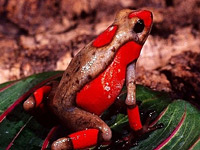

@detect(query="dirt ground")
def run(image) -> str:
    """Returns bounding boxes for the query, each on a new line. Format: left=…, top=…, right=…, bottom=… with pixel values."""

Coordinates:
left=0, top=0, right=200, bottom=105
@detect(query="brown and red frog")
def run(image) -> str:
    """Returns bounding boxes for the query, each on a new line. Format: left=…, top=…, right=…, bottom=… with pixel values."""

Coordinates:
left=24, top=9, right=158, bottom=150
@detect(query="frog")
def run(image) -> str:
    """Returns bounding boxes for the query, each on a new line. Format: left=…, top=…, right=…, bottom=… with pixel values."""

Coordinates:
left=23, top=9, right=154, bottom=150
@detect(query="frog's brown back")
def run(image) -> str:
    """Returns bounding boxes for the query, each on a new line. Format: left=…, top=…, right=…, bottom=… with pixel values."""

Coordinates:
left=51, top=41, right=118, bottom=109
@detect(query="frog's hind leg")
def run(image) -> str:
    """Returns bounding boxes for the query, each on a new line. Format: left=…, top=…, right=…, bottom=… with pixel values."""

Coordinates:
left=51, top=129, right=100, bottom=150
left=51, top=107, right=112, bottom=150
left=23, top=81, right=58, bottom=111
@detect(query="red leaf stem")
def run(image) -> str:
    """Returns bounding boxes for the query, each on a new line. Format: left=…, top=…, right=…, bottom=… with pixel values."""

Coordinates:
left=154, top=110, right=186, bottom=150
left=42, top=126, right=58, bottom=150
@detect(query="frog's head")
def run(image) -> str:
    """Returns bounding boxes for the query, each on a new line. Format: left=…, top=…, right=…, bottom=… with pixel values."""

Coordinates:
left=114, top=9, right=153, bottom=45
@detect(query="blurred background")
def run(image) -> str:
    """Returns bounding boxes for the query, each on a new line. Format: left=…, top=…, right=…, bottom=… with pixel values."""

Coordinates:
left=0, top=0, right=200, bottom=104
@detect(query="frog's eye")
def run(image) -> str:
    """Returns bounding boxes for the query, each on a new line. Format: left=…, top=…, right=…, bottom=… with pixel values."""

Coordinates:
left=133, top=19, right=144, bottom=33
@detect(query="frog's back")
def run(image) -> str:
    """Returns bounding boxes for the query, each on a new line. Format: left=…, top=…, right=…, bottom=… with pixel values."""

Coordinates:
left=51, top=40, right=118, bottom=110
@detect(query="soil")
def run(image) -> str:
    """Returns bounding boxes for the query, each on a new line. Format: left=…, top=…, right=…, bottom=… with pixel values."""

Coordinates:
left=0, top=0, right=200, bottom=104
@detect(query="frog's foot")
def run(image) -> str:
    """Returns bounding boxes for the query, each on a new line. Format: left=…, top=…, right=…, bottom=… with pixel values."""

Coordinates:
left=138, top=110, right=164, bottom=135
left=50, top=105, right=112, bottom=150
left=23, top=85, right=52, bottom=111
left=51, top=129, right=99, bottom=150
left=128, top=107, right=163, bottom=135
left=118, top=111, right=164, bottom=149
left=23, top=81, right=59, bottom=126
left=23, top=81, right=58, bottom=112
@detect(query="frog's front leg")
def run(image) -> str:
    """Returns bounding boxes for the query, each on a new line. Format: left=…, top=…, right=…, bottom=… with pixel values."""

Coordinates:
left=125, top=61, right=163, bottom=138
left=125, top=60, right=143, bottom=131
left=51, top=105, right=112, bottom=150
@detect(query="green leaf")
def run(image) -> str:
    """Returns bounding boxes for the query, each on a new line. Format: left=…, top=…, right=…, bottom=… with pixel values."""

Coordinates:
left=0, top=71, right=199, bottom=150
left=110, top=113, right=128, bottom=132
left=130, top=100, right=200, bottom=150
left=0, top=81, right=15, bottom=90
left=0, top=71, right=62, bottom=149
left=136, top=85, right=172, bottom=113
left=110, top=85, right=172, bottom=132
left=0, top=71, right=62, bottom=115
left=189, top=138, right=200, bottom=150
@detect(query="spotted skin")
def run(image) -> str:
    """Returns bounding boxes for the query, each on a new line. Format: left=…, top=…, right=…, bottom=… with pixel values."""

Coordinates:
left=24, top=9, right=153, bottom=150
